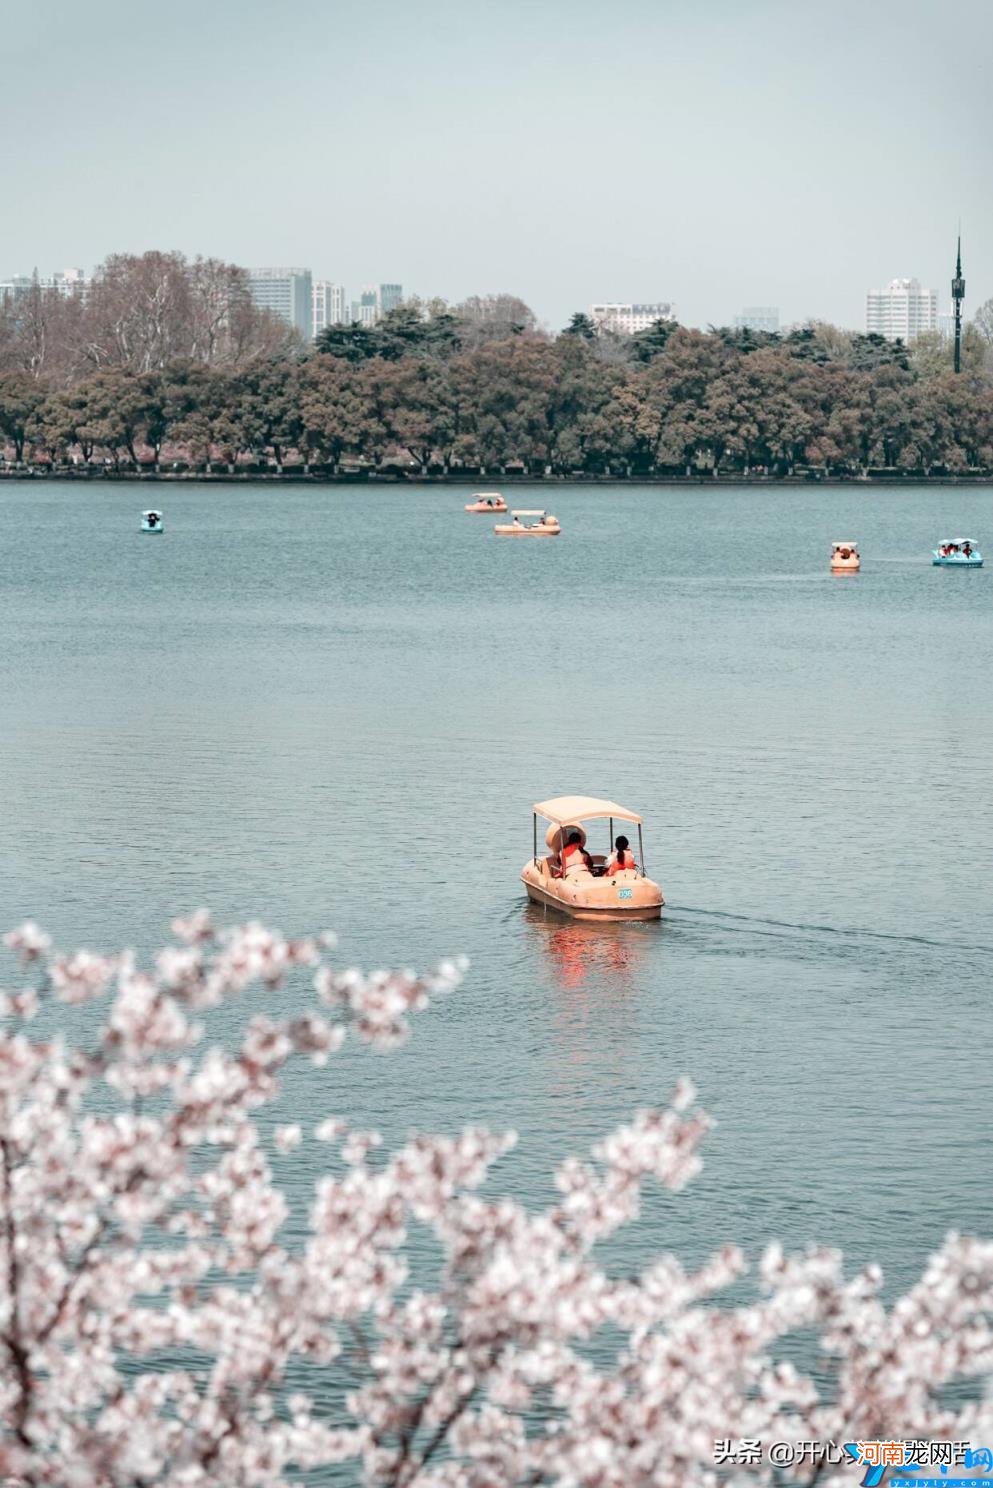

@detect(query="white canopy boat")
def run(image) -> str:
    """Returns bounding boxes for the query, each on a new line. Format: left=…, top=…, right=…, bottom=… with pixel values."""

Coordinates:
left=521, top=795, right=665, bottom=921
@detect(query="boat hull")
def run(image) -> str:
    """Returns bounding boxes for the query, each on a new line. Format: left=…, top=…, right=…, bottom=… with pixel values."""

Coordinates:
left=465, top=502, right=507, bottom=513
left=141, top=526, right=163, bottom=533
left=932, top=552, right=982, bottom=566
left=521, top=863, right=663, bottom=921
left=495, top=525, right=560, bottom=537
left=831, top=558, right=859, bottom=571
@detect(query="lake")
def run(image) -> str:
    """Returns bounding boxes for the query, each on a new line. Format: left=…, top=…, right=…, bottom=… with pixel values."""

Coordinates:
left=2, top=479, right=991, bottom=1296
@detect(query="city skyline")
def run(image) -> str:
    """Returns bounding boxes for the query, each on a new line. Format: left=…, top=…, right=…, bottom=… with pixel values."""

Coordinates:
left=3, top=252, right=984, bottom=340
left=2, top=0, right=990, bottom=332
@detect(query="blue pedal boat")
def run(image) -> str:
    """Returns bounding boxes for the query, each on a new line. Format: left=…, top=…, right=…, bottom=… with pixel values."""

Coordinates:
left=141, top=510, right=164, bottom=533
left=932, top=539, right=982, bottom=567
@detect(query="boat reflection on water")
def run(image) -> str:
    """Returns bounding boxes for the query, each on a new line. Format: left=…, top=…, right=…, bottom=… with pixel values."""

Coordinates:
left=522, top=899, right=655, bottom=993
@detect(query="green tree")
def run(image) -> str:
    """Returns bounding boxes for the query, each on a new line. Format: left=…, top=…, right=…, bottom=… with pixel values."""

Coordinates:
left=0, top=373, right=46, bottom=461
left=630, top=318, right=679, bottom=364
left=562, top=312, right=597, bottom=340
left=314, top=321, right=379, bottom=363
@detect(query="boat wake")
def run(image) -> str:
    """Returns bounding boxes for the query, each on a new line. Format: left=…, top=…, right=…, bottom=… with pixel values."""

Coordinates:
left=664, top=904, right=993, bottom=960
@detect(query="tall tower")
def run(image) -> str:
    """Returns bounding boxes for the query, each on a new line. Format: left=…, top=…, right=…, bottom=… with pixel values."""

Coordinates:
left=952, top=234, right=965, bottom=373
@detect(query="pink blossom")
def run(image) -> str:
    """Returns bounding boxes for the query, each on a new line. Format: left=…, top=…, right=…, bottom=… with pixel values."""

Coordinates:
left=3, top=920, right=51, bottom=962
left=274, top=1123, right=303, bottom=1153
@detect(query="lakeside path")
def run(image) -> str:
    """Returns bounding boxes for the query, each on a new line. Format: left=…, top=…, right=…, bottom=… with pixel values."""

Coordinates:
left=3, top=467, right=993, bottom=486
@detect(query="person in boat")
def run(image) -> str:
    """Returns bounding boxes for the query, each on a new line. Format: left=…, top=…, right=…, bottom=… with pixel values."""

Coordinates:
left=963, top=542, right=973, bottom=557
left=511, top=514, right=523, bottom=527
left=558, top=830, right=593, bottom=878
left=605, top=835, right=637, bottom=874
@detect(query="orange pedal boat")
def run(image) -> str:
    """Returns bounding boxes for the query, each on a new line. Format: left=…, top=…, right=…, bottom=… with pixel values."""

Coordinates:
left=465, top=493, right=508, bottom=512
left=521, top=795, right=664, bottom=921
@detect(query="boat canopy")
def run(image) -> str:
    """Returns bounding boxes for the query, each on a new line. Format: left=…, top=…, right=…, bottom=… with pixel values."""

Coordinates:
left=143, top=510, right=161, bottom=517
left=534, top=795, right=643, bottom=826
left=832, top=541, right=857, bottom=549
left=473, top=492, right=502, bottom=498
left=511, top=509, right=546, bottom=516
left=938, top=539, right=975, bottom=545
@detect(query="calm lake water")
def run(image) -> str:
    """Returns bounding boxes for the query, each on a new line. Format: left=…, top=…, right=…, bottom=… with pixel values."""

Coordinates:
left=2, top=479, right=992, bottom=1297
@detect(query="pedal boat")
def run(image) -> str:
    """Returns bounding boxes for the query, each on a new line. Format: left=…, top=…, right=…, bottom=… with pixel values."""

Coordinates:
left=141, top=510, right=163, bottom=533
left=830, top=542, right=859, bottom=572
left=521, top=796, right=664, bottom=921
left=495, top=509, right=561, bottom=536
left=465, top=493, right=508, bottom=513
left=933, top=539, right=982, bottom=567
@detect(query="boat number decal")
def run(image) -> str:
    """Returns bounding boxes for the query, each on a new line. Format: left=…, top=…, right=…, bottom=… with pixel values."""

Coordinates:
left=618, top=888, right=633, bottom=900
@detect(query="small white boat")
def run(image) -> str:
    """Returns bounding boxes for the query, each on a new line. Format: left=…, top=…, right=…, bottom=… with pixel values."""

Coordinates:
left=830, top=542, right=860, bottom=572
left=933, top=539, right=982, bottom=567
left=141, top=510, right=163, bottom=533
left=495, top=509, right=561, bottom=537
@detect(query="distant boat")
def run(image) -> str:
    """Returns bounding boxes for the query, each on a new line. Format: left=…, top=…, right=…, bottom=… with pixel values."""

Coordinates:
left=141, top=510, right=163, bottom=533
left=494, top=509, right=561, bottom=537
left=830, top=542, right=860, bottom=572
left=932, top=539, right=982, bottom=567
left=465, top=493, right=508, bottom=513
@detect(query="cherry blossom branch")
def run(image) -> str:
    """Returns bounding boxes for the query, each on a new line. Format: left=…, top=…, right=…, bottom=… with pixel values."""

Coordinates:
left=2, top=916, right=993, bottom=1488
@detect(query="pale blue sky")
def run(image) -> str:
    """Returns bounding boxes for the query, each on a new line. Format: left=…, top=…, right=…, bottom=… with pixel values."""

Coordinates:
left=3, top=0, right=989, bottom=329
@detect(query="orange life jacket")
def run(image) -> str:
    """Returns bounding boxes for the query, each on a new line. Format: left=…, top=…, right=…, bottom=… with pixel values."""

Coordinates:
left=608, top=850, right=636, bottom=873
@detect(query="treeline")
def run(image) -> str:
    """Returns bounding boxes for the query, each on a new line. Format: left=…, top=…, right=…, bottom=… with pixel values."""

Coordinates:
left=2, top=252, right=993, bottom=477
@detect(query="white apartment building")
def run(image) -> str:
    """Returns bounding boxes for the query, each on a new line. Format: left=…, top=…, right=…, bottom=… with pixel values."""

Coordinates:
left=936, top=306, right=957, bottom=341
left=589, top=301, right=675, bottom=335
left=49, top=267, right=86, bottom=295
left=865, top=278, right=937, bottom=342
left=312, top=281, right=348, bottom=337
left=247, top=267, right=313, bottom=340
left=0, top=268, right=86, bottom=305
left=734, top=306, right=779, bottom=333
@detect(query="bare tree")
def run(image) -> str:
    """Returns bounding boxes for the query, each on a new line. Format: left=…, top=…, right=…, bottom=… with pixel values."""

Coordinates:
left=78, top=252, right=298, bottom=376
left=454, top=293, right=539, bottom=348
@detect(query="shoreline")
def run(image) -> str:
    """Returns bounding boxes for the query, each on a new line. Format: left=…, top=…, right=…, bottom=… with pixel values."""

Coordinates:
left=2, top=469, right=992, bottom=487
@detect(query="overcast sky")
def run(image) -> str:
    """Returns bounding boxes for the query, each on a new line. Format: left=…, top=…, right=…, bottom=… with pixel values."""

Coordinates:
left=3, top=0, right=990, bottom=330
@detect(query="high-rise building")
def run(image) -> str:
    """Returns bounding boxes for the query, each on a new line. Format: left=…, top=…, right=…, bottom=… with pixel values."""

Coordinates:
left=247, top=267, right=313, bottom=339
left=865, top=278, right=937, bottom=342
left=312, top=281, right=348, bottom=337
left=353, top=288, right=379, bottom=326
left=378, top=283, right=403, bottom=315
left=733, top=306, right=779, bottom=334
left=588, top=302, right=675, bottom=335
left=348, top=283, right=405, bottom=325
